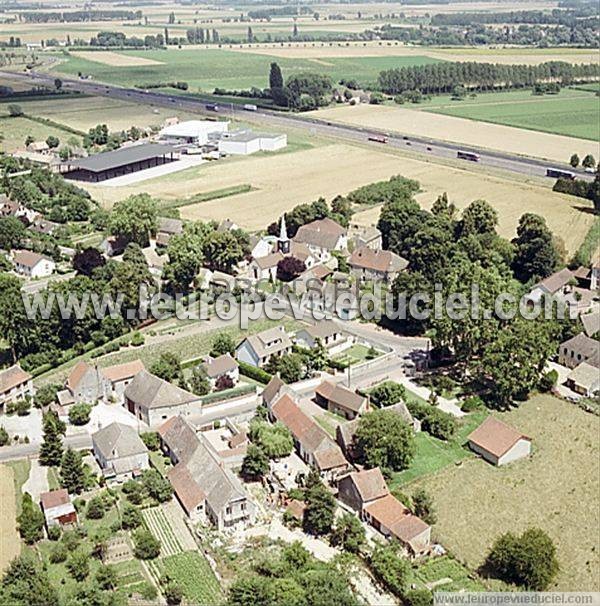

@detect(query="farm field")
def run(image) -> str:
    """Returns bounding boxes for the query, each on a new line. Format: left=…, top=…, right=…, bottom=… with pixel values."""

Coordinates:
left=83, top=142, right=595, bottom=255
left=0, top=115, right=81, bottom=153
left=424, top=88, right=600, bottom=141
left=230, top=42, right=599, bottom=65
left=311, top=102, right=599, bottom=161
left=51, top=48, right=440, bottom=91
left=412, top=394, right=600, bottom=591
left=0, top=465, right=19, bottom=573
left=0, top=95, right=199, bottom=133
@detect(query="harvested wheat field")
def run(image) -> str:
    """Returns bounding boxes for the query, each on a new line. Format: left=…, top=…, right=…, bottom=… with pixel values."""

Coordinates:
left=0, top=464, right=19, bottom=573
left=412, top=395, right=600, bottom=591
left=311, top=104, right=598, bottom=163
left=231, top=42, right=598, bottom=64
left=70, top=51, right=164, bottom=67
left=85, top=143, right=593, bottom=253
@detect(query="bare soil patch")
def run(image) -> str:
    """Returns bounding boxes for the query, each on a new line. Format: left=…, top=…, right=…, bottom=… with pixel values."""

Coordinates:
left=0, top=464, right=20, bottom=573
left=71, top=51, right=164, bottom=67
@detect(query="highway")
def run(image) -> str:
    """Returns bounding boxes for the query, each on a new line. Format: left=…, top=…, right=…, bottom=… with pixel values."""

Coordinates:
left=3, top=69, right=594, bottom=182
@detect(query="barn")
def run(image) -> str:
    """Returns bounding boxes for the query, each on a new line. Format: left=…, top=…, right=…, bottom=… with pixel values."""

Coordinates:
left=467, top=416, right=531, bottom=466
left=61, top=144, right=178, bottom=182
left=158, top=120, right=229, bottom=145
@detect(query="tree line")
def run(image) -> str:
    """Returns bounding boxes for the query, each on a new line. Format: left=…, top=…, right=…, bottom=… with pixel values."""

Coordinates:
left=431, top=7, right=598, bottom=26
left=20, top=10, right=143, bottom=23
left=378, top=61, right=600, bottom=95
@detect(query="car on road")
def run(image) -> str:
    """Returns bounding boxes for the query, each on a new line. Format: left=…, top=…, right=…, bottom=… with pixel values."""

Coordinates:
left=426, top=146, right=432, bottom=151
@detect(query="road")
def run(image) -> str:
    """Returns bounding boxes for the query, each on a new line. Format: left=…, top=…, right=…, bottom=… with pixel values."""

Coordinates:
left=0, top=433, right=91, bottom=463
left=3, top=69, right=594, bottom=183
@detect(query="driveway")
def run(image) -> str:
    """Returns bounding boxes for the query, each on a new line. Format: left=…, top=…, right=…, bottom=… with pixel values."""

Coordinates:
left=0, top=409, right=43, bottom=444
left=22, top=458, right=48, bottom=501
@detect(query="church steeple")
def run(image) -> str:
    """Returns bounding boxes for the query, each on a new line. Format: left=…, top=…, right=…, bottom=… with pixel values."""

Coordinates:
left=277, top=214, right=290, bottom=254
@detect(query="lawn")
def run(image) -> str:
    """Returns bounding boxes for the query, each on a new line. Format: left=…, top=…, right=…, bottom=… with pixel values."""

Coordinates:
left=52, top=48, right=440, bottom=91
left=389, top=410, right=487, bottom=488
left=6, top=459, right=31, bottom=515
left=151, top=551, right=222, bottom=605
left=413, top=555, right=486, bottom=592
left=412, top=394, right=600, bottom=591
left=423, top=87, right=599, bottom=141
left=333, top=343, right=377, bottom=366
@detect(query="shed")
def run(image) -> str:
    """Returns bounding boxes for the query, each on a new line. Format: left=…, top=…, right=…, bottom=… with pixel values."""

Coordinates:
left=467, top=416, right=531, bottom=466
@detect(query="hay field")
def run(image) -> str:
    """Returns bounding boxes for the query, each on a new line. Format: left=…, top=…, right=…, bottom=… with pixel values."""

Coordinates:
left=84, top=142, right=594, bottom=253
left=0, top=465, right=19, bottom=573
left=0, top=116, right=77, bottom=153
left=70, top=51, right=164, bottom=67
left=311, top=104, right=598, bottom=162
left=411, top=395, right=600, bottom=591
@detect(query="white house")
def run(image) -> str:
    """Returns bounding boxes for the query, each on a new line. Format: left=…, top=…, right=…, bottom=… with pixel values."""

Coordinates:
left=92, top=422, right=150, bottom=482
left=293, top=218, right=347, bottom=263
left=159, top=416, right=256, bottom=530
left=348, top=247, right=408, bottom=283
left=467, top=416, right=531, bottom=466
left=124, top=370, right=203, bottom=428
left=235, top=326, right=292, bottom=368
left=0, top=364, right=33, bottom=412
left=295, top=321, right=350, bottom=354
left=201, top=354, right=239, bottom=388
left=158, top=120, right=229, bottom=146
left=12, top=250, right=55, bottom=278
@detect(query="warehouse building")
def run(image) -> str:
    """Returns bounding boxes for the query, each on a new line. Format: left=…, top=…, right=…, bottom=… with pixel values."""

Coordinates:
left=219, top=131, right=287, bottom=156
left=158, top=120, right=229, bottom=146
left=61, top=144, right=178, bottom=182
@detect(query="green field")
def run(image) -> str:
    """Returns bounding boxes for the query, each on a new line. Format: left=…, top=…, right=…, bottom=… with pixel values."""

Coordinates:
left=423, top=87, right=600, bottom=141
left=52, top=48, right=440, bottom=91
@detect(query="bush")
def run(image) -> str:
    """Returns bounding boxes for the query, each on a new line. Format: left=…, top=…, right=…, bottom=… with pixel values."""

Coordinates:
left=0, top=426, right=9, bottom=446
left=130, top=331, right=145, bottom=346
left=133, top=529, right=161, bottom=559
left=404, top=589, right=433, bottom=606
left=85, top=495, right=106, bottom=520
left=68, top=403, right=92, bottom=426
left=406, top=401, right=457, bottom=440
left=539, top=369, right=558, bottom=392
left=238, top=360, right=272, bottom=384
left=47, top=525, right=62, bottom=541
left=461, top=395, right=484, bottom=412
left=49, top=542, right=68, bottom=563
left=140, top=431, right=160, bottom=451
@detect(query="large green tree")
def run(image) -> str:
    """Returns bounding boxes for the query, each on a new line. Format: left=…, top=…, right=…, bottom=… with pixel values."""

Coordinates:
left=330, top=513, right=365, bottom=553
left=355, top=408, right=416, bottom=471
left=303, top=479, right=336, bottom=536
left=39, top=411, right=65, bottom=467
left=17, top=492, right=45, bottom=544
left=0, top=215, right=26, bottom=250
left=370, top=541, right=412, bottom=597
left=511, top=213, right=560, bottom=283
left=486, top=528, right=559, bottom=590
left=1, top=552, right=59, bottom=606
left=60, top=447, right=85, bottom=494
left=108, top=193, right=158, bottom=247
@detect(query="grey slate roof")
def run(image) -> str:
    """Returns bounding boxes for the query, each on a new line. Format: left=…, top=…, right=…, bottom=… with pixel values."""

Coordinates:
left=124, top=370, right=199, bottom=410
left=92, top=422, right=147, bottom=460
left=66, top=144, right=175, bottom=173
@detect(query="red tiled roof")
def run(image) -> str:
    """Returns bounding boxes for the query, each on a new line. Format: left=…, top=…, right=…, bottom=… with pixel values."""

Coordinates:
left=102, top=360, right=145, bottom=383
left=0, top=364, right=32, bottom=394
left=168, top=465, right=206, bottom=513
left=40, top=489, right=70, bottom=509
left=467, top=416, right=531, bottom=458
left=350, top=468, right=389, bottom=503
left=364, top=494, right=410, bottom=529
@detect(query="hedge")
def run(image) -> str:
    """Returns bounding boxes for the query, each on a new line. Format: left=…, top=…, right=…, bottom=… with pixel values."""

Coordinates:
left=238, top=360, right=272, bottom=384
left=200, top=384, right=255, bottom=405
left=406, top=400, right=457, bottom=441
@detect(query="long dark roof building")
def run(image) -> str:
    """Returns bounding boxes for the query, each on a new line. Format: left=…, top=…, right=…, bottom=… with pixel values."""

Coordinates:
left=61, top=144, right=177, bottom=182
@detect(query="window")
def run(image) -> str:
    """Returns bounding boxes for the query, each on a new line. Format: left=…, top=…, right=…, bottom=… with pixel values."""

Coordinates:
left=226, top=506, right=232, bottom=515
